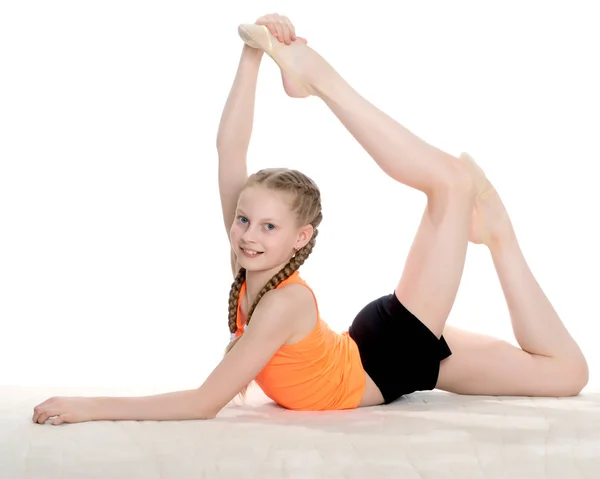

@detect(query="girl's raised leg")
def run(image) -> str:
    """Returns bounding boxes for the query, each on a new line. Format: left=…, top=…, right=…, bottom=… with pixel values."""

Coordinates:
left=238, top=24, right=481, bottom=337
left=437, top=172, right=589, bottom=397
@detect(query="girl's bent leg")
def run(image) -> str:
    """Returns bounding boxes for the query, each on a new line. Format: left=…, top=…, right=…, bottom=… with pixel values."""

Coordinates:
left=437, top=180, right=588, bottom=397
left=436, top=325, right=586, bottom=397
left=392, top=186, right=475, bottom=338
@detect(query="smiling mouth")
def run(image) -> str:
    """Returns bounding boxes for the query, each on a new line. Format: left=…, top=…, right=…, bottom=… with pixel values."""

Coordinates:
left=240, top=247, right=264, bottom=257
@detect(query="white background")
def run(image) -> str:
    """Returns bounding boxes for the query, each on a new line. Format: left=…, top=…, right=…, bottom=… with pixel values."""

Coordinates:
left=1, top=1, right=598, bottom=394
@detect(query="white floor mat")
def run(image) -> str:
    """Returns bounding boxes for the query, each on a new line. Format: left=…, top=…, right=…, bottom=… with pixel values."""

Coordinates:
left=2, top=385, right=599, bottom=478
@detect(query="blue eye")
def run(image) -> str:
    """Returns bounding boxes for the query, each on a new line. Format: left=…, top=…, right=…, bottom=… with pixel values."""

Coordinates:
left=266, top=223, right=275, bottom=231
left=238, top=216, right=248, bottom=224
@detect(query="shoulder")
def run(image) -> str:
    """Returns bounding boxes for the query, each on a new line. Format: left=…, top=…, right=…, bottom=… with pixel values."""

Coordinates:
left=248, top=282, right=315, bottom=334
left=279, top=280, right=315, bottom=305
left=257, top=282, right=314, bottom=319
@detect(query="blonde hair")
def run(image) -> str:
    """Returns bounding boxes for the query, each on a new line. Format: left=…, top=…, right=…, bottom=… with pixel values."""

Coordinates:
left=224, top=168, right=323, bottom=397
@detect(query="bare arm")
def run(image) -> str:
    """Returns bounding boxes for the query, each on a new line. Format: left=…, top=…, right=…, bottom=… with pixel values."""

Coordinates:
left=216, top=45, right=263, bottom=276
left=90, top=288, right=298, bottom=421
left=31, top=286, right=312, bottom=424
left=91, top=48, right=267, bottom=422
left=92, top=389, right=208, bottom=421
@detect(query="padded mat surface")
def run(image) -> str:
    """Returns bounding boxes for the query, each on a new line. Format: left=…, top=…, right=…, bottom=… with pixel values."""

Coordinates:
left=1, top=385, right=599, bottom=478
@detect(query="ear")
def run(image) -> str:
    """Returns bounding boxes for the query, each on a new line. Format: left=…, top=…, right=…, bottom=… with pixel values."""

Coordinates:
left=295, top=224, right=314, bottom=250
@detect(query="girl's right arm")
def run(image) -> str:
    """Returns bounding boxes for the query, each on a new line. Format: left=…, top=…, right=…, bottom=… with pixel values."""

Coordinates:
left=216, top=44, right=263, bottom=276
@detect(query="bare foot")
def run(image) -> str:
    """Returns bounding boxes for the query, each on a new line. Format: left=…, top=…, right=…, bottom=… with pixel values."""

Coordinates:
left=459, top=153, right=513, bottom=246
left=238, top=24, right=317, bottom=98
left=279, top=38, right=309, bottom=98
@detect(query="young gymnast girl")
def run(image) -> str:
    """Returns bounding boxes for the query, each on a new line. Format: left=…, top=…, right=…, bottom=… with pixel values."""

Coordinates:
left=33, top=14, right=588, bottom=425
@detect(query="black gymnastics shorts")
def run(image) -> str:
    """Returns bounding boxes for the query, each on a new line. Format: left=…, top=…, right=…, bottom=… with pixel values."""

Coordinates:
left=348, top=291, right=452, bottom=404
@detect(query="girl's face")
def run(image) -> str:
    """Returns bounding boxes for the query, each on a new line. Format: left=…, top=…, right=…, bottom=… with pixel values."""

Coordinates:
left=230, top=186, right=310, bottom=273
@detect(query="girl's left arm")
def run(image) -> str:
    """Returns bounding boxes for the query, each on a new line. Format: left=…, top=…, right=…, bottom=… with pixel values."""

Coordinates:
left=33, top=289, right=298, bottom=424
left=96, top=290, right=296, bottom=420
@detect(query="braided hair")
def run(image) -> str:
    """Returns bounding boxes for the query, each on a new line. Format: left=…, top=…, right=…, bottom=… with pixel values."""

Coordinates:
left=224, top=168, right=323, bottom=397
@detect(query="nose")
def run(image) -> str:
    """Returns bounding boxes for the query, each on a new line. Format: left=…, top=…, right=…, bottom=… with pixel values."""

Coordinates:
left=240, top=224, right=258, bottom=245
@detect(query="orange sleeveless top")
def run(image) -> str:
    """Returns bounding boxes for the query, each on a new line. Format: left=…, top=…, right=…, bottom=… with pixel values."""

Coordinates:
left=234, top=271, right=366, bottom=411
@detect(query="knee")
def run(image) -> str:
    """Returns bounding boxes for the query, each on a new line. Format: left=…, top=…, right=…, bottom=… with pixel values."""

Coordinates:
left=571, top=356, right=590, bottom=394
left=559, top=355, right=589, bottom=396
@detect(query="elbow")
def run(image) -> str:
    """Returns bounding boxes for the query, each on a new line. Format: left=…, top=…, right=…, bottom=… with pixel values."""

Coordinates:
left=197, top=408, right=218, bottom=421
left=195, top=413, right=214, bottom=421
left=216, top=130, right=250, bottom=155
left=215, top=137, right=229, bottom=152
left=216, top=142, right=248, bottom=157
left=215, top=134, right=233, bottom=152
left=194, top=400, right=221, bottom=421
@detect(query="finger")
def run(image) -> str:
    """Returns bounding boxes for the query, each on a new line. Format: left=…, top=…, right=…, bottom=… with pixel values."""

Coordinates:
left=264, top=21, right=278, bottom=39
left=40, top=411, right=55, bottom=424
left=33, top=399, right=51, bottom=423
left=256, top=14, right=272, bottom=26
left=37, top=406, right=59, bottom=424
left=52, top=415, right=66, bottom=426
left=282, top=16, right=296, bottom=41
left=265, top=14, right=283, bottom=42
left=296, top=36, right=308, bottom=45
left=277, top=17, right=292, bottom=44
left=256, top=15, right=273, bottom=34
left=274, top=22, right=284, bottom=43
left=283, top=23, right=293, bottom=44
left=33, top=406, right=43, bottom=423
left=262, top=14, right=277, bottom=34
left=36, top=411, right=49, bottom=424
left=280, top=26, right=291, bottom=45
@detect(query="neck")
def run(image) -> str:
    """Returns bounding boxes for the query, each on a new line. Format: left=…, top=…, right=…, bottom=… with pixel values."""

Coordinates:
left=244, top=261, right=293, bottom=308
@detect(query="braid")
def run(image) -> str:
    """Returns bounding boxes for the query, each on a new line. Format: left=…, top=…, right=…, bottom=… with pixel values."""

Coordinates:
left=227, top=267, right=247, bottom=334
